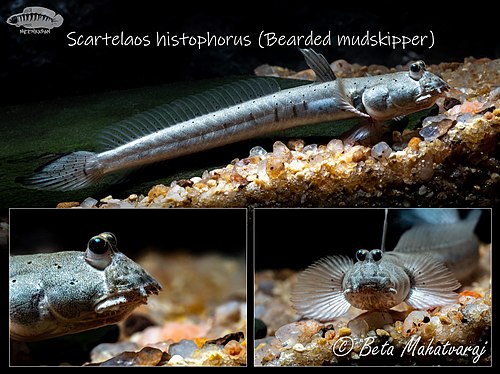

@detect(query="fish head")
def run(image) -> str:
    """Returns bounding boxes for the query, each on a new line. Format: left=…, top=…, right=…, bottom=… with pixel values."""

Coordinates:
left=362, top=61, right=449, bottom=121
left=6, top=15, right=18, bottom=25
left=393, top=61, right=449, bottom=111
left=342, top=249, right=408, bottom=310
left=85, top=232, right=162, bottom=315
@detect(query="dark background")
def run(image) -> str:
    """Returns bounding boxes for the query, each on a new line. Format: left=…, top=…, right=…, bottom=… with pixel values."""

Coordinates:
left=9, top=208, right=247, bottom=256
left=1, top=0, right=498, bottom=107
left=254, top=208, right=492, bottom=270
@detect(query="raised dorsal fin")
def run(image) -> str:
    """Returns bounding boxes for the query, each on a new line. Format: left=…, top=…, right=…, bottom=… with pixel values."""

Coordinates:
left=299, top=48, right=337, bottom=82
left=99, top=78, right=281, bottom=149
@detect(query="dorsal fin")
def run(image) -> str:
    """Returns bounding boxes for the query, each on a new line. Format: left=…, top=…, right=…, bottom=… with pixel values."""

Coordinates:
left=99, top=78, right=281, bottom=149
left=299, top=48, right=337, bottom=82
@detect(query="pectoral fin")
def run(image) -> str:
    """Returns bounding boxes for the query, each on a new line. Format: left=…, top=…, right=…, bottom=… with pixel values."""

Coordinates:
left=291, top=255, right=353, bottom=321
left=399, top=254, right=461, bottom=309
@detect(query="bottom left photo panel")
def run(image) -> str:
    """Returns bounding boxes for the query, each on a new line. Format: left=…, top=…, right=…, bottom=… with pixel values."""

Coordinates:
left=9, top=208, right=247, bottom=367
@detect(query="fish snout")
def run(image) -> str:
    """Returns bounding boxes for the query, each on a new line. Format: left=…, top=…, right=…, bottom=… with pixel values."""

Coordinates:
left=435, top=77, right=450, bottom=94
left=423, top=71, right=450, bottom=96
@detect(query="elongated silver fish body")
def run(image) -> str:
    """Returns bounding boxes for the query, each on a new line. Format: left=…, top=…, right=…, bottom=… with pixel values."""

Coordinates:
left=291, top=209, right=482, bottom=321
left=19, top=49, right=448, bottom=191
left=98, top=82, right=358, bottom=173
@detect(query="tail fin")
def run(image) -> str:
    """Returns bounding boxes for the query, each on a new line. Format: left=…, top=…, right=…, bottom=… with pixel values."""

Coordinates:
left=52, top=14, right=63, bottom=28
left=16, top=151, right=103, bottom=191
left=398, top=209, right=460, bottom=226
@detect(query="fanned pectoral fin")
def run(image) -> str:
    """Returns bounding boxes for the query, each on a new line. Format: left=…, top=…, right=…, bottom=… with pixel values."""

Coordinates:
left=400, top=254, right=461, bottom=309
left=290, top=255, right=353, bottom=321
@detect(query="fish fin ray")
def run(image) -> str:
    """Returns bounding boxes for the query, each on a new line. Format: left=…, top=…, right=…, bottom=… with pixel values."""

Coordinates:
left=99, top=78, right=280, bottom=149
left=299, top=48, right=337, bottom=82
left=392, top=253, right=461, bottom=309
left=52, top=14, right=63, bottom=27
left=291, top=255, right=353, bottom=321
left=16, top=151, right=103, bottom=191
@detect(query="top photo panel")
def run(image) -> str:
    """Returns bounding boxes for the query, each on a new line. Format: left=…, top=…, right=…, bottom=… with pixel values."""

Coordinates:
left=1, top=2, right=498, bottom=208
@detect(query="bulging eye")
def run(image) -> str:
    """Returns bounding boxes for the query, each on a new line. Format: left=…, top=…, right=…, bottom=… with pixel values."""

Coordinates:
left=409, top=61, right=425, bottom=80
left=85, top=233, right=114, bottom=270
left=100, top=232, right=117, bottom=249
left=356, top=249, right=368, bottom=261
left=371, top=249, right=383, bottom=262
left=88, top=237, right=109, bottom=254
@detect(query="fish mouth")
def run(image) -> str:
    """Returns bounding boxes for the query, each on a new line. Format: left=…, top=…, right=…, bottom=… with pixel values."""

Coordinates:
left=347, top=281, right=395, bottom=294
left=416, top=85, right=449, bottom=103
left=356, top=284, right=383, bottom=292
left=94, top=282, right=162, bottom=314
left=436, top=81, right=450, bottom=94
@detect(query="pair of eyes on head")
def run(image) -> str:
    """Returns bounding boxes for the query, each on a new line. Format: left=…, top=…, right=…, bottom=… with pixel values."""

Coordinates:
left=356, top=249, right=383, bottom=262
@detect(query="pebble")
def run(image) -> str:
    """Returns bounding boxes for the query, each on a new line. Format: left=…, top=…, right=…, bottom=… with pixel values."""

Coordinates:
left=80, top=197, right=98, bottom=208
left=326, top=139, right=344, bottom=155
left=272, top=141, right=292, bottom=162
left=302, top=144, right=318, bottom=153
left=214, top=301, right=243, bottom=325
left=275, top=320, right=322, bottom=347
left=224, top=340, right=243, bottom=356
left=406, top=137, right=422, bottom=151
left=403, top=310, right=430, bottom=336
left=168, top=354, right=189, bottom=366
left=376, top=329, right=390, bottom=337
left=338, top=327, right=351, bottom=337
left=347, top=319, right=369, bottom=338
left=419, top=115, right=455, bottom=141
left=168, top=339, right=199, bottom=358
left=266, top=157, right=286, bottom=178
left=90, top=342, right=139, bottom=363
left=56, top=201, right=80, bottom=208
left=287, top=139, right=305, bottom=151
left=371, top=141, right=392, bottom=160
left=249, top=146, right=267, bottom=157
left=292, top=343, right=306, bottom=352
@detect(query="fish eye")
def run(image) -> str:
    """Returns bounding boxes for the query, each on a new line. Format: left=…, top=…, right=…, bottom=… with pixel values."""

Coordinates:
left=409, top=61, right=425, bottom=80
left=85, top=234, right=113, bottom=270
left=356, top=249, right=368, bottom=261
left=88, top=237, right=109, bottom=254
left=100, top=232, right=117, bottom=249
left=371, top=249, right=383, bottom=262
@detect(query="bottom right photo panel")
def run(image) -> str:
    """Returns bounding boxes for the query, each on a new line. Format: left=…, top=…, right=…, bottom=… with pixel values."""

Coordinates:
left=254, top=208, right=491, bottom=366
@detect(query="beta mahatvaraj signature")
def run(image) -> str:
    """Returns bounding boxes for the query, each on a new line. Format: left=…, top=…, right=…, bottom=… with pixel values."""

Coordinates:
left=333, top=335, right=488, bottom=364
